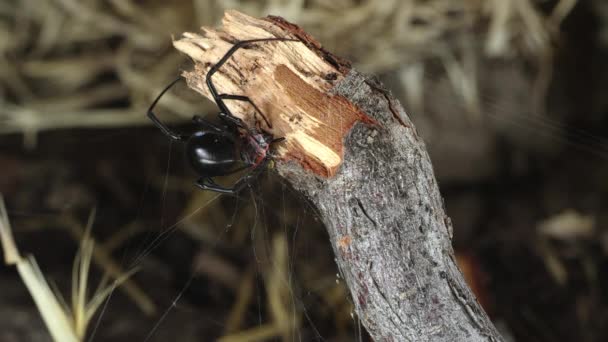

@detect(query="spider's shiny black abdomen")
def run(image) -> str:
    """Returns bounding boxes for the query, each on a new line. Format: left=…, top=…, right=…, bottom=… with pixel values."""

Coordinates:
left=147, top=38, right=295, bottom=194
left=186, top=131, right=238, bottom=176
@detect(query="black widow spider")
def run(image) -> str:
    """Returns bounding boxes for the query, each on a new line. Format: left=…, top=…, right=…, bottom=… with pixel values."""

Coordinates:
left=147, top=37, right=297, bottom=194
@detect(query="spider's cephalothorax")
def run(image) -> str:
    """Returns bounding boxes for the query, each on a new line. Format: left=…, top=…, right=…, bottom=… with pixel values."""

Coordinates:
left=146, top=38, right=295, bottom=194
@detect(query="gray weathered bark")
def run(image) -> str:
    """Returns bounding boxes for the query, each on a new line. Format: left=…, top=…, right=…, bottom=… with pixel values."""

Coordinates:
left=279, top=71, right=503, bottom=341
left=175, top=10, right=503, bottom=341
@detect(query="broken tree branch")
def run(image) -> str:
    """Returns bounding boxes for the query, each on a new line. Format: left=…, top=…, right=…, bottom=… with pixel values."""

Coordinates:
left=174, top=10, right=503, bottom=342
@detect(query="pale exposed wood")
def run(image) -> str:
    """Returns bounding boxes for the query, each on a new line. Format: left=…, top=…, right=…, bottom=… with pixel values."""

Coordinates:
left=174, top=10, right=503, bottom=342
left=174, top=10, right=371, bottom=177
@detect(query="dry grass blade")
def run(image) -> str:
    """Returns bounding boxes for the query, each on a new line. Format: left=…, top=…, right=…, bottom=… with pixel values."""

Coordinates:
left=218, top=233, right=298, bottom=342
left=71, top=208, right=97, bottom=336
left=223, top=268, right=255, bottom=333
left=0, top=195, right=135, bottom=341
left=0, top=194, right=78, bottom=342
left=17, top=257, right=80, bottom=342
left=0, top=0, right=576, bottom=144
left=0, top=195, right=19, bottom=264
left=266, top=233, right=297, bottom=339
left=62, top=213, right=156, bottom=316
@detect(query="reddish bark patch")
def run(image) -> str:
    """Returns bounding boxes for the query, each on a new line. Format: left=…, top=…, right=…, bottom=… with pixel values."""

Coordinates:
left=274, top=65, right=375, bottom=177
left=265, top=15, right=352, bottom=74
left=338, top=235, right=352, bottom=250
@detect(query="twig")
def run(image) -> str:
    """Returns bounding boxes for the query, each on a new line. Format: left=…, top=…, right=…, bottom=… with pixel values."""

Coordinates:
left=174, top=11, right=503, bottom=341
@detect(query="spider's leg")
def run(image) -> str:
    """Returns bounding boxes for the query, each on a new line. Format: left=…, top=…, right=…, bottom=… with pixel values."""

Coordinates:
left=218, top=112, right=246, bottom=129
left=196, top=177, right=236, bottom=194
left=270, top=137, right=286, bottom=144
left=206, top=38, right=298, bottom=123
left=147, top=77, right=187, bottom=141
left=195, top=158, right=270, bottom=195
left=218, top=94, right=272, bottom=128
left=192, top=115, right=225, bottom=132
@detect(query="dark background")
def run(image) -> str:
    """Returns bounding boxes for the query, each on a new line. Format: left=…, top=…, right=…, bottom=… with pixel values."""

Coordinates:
left=1, top=1, right=607, bottom=341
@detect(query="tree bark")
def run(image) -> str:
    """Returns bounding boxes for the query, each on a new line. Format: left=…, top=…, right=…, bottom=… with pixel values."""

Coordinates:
left=174, top=10, right=503, bottom=342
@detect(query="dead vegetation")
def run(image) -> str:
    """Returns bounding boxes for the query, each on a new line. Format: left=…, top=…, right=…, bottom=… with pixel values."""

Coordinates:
left=2, top=1, right=608, bottom=341
left=1, top=0, right=574, bottom=143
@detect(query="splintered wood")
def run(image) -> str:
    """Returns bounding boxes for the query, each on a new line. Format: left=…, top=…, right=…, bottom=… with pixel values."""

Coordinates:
left=174, top=11, right=503, bottom=342
left=173, top=10, right=373, bottom=177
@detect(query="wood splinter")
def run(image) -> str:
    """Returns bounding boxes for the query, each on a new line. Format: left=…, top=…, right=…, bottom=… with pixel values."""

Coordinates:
left=175, top=10, right=504, bottom=342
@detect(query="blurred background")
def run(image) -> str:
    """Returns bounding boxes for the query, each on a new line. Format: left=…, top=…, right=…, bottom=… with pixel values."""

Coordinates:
left=1, top=0, right=607, bottom=341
